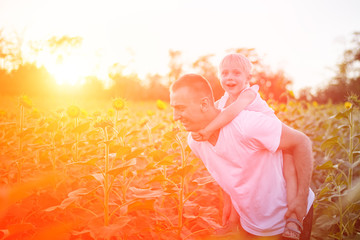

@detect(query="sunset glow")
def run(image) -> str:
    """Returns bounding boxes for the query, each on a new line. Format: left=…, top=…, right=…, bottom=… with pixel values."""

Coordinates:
left=1, top=0, right=359, bottom=92
left=41, top=54, right=89, bottom=85
left=0, top=0, right=359, bottom=239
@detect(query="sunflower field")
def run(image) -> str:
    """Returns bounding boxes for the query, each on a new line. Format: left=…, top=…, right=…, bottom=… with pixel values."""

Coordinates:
left=0, top=95, right=359, bottom=240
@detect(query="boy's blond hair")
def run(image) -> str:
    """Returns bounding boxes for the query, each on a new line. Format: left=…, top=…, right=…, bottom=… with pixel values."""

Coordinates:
left=218, top=53, right=253, bottom=76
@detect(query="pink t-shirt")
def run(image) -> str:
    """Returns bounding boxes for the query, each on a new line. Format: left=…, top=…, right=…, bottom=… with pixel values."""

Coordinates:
left=188, top=109, right=315, bottom=236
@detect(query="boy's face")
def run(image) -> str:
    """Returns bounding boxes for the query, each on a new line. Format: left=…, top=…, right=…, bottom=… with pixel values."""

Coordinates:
left=219, top=63, right=250, bottom=97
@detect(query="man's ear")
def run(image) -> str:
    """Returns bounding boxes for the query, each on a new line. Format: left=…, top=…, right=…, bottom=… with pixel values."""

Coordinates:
left=200, top=97, right=210, bottom=112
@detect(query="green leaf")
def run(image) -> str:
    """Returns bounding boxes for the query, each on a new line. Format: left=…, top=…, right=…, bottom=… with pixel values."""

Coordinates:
left=68, top=187, right=92, bottom=198
left=107, top=159, right=137, bottom=178
left=337, top=124, right=349, bottom=130
left=331, top=109, right=351, bottom=120
left=192, top=176, right=215, bottom=186
left=47, top=121, right=58, bottom=132
left=127, top=200, right=155, bottom=213
left=126, top=130, right=141, bottom=137
left=129, top=187, right=164, bottom=198
left=316, top=160, right=335, bottom=170
left=103, top=140, right=114, bottom=146
left=199, top=216, right=222, bottom=229
left=67, top=158, right=100, bottom=166
left=45, top=188, right=92, bottom=211
left=118, top=127, right=127, bottom=138
left=164, top=185, right=179, bottom=195
left=172, top=165, right=194, bottom=178
left=149, top=150, right=168, bottom=162
left=163, top=131, right=178, bottom=141
left=116, top=146, right=131, bottom=158
left=320, top=137, right=339, bottom=152
left=325, top=174, right=334, bottom=183
left=151, top=124, right=165, bottom=134
left=146, top=174, right=167, bottom=184
left=317, top=186, right=331, bottom=199
left=156, top=154, right=178, bottom=166
left=89, top=173, right=104, bottom=185
left=124, top=148, right=144, bottom=161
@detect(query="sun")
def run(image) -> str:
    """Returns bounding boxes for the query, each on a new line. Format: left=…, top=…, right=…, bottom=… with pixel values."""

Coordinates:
left=32, top=36, right=137, bottom=88
left=32, top=38, right=100, bottom=86
left=35, top=51, right=92, bottom=86
left=45, top=54, right=90, bottom=85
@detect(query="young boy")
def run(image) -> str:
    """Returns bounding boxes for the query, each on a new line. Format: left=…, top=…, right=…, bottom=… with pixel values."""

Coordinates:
left=192, top=53, right=303, bottom=239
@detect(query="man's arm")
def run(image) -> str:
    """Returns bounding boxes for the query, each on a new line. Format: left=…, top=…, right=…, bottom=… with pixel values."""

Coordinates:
left=278, top=123, right=313, bottom=220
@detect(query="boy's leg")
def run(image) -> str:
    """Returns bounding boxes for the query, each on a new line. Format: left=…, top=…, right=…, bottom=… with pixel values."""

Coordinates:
left=282, top=153, right=302, bottom=239
left=283, top=152, right=298, bottom=206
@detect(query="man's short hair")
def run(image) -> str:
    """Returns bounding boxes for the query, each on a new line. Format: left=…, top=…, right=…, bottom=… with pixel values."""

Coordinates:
left=170, top=74, right=214, bottom=101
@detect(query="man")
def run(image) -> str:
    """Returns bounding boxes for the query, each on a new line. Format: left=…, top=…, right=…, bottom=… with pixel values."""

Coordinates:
left=170, top=74, right=314, bottom=239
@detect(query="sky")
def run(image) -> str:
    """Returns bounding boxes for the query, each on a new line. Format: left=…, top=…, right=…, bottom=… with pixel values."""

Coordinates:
left=0, top=0, right=359, bottom=93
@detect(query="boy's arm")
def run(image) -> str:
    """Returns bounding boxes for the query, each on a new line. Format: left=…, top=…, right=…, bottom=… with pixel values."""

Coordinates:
left=214, top=99, right=220, bottom=109
left=278, top=123, right=313, bottom=220
left=203, top=89, right=256, bottom=135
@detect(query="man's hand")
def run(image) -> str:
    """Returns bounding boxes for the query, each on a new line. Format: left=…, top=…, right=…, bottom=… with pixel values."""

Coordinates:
left=285, top=195, right=308, bottom=221
left=215, top=202, right=239, bottom=235
left=222, top=199, right=232, bottom=225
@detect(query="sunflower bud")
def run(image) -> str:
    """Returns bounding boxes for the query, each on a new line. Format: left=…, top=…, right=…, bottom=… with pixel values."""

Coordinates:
left=67, top=105, right=80, bottom=118
left=344, top=101, right=352, bottom=109
left=108, top=108, right=115, bottom=117
left=156, top=100, right=167, bottom=110
left=112, top=98, right=125, bottom=111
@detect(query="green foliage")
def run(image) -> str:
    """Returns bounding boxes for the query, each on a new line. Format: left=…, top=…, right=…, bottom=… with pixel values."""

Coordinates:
left=311, top=98, right=360, bottom=240
left=1, top=95, right=359, bottom=239
left=0, top=97, right=222, bottom=239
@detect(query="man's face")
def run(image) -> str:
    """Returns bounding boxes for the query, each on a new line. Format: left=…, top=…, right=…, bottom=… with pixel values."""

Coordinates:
left=219, top=63, right=250, bottom=97
left=170, top=87, right=205, bottom=132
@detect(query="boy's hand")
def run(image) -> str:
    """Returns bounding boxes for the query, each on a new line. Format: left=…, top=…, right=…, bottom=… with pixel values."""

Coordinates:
left=198, top=129, right=212, bottom=141
left=191, top=132, right=203, bottom=141
left=191, top=129, right=214, bottom=141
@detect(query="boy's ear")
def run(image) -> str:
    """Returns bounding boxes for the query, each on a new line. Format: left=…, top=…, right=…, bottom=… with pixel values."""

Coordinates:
left=200, top=97, right=210, bottom=112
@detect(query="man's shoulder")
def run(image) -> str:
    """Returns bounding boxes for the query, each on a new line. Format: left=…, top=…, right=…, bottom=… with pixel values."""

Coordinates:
left=231, top=110, right=267, bottom=123
left=228, top=110, right=281, bottom=134
left=223, top=110, right=258, bottom=134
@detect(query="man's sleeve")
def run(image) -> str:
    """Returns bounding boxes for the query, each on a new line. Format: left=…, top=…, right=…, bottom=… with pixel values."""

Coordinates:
left=237, top=111, right=282, bottom=153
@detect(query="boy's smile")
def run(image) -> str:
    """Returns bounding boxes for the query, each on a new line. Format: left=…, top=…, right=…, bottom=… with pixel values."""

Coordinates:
left=220, top=67, right=250, bottom=97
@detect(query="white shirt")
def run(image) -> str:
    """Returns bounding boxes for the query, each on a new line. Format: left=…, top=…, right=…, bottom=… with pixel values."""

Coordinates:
left=188, top=110, right=315, bottom=236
